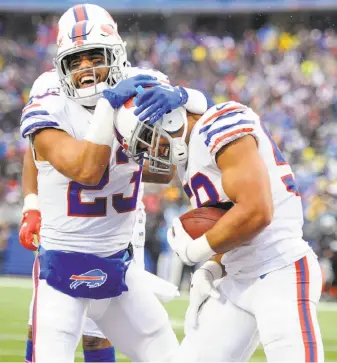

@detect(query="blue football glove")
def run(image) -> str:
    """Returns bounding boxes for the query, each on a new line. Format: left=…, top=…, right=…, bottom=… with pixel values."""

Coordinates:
left=103, top=75, right=160, bottom=109
left=134, top=84, right=188, bottom=124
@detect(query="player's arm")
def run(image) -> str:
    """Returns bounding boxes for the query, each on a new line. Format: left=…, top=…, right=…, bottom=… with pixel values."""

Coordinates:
left=172, top=135, right=273, bottom=265
left=141, top=162, right=176, bottom=184
left=182, top=87, right=214, bottom=114
left=31, top=99, right=114, bottom=186
left=205, top=135, right=273, bottom=253
left=22, top=148, right=38, bottom=197
left=134, top=85, right=214, bottom=124
left=20, top=148, right=41, bottom=251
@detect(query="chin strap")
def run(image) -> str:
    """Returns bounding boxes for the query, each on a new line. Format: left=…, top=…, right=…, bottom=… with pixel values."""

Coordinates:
left=73, top=82, right=109, bottom=107
left=171, top=137, right=188, bottom=166
left=170, top=110, right=188, bottom=166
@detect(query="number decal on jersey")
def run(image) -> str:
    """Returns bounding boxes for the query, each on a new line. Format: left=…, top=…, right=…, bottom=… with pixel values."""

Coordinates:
left=112, top=169, right=142, bottom=213
left=261, top=123, right=300, bottom=196
left=261, top=124, right=287, bottom=166
left=116, top=145, right=129, bottom=164
left=68, top=148, right=141, bottom=216
left=68, top=168, right=109, bottom=217
left=184, top=172, right=219, bottom=207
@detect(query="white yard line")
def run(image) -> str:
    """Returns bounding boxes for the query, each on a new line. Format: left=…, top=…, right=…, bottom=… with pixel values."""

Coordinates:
left=4, top=276, right=337, bottom=312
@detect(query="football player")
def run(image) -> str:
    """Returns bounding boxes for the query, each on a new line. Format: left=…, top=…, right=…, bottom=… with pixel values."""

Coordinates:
left=21, top=147, right=178, bottom=363
left=113, top=96, right=324, bottom=362
left=19, top=4, right=213, bottom=362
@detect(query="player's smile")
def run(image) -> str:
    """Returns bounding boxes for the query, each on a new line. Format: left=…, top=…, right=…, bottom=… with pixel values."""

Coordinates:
left=67, top=49, right=110, bottom=89
left=76, top=72, right=103, bottom=89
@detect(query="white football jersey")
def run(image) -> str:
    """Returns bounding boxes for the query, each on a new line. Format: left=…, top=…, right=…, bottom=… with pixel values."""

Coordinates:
left=20, top=66, right=162, bottom=256
left=177, top=101, right=312, bottom=278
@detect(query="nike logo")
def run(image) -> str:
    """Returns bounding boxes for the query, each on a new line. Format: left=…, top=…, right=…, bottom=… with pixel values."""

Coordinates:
left=216, top=103, right=229, bottom=111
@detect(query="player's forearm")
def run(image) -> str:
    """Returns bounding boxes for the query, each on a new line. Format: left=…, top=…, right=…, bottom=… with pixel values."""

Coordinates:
left=34, top=99, right=115, bottom=185
left=22, top=148, right=38, bottom=197
left=205, top=203, right=272, bottom=254
left=22, top=148, right=40, bottom=212
left=47, top=138, right=110, bottom=185
left=183, top=88, right=214, bottom=114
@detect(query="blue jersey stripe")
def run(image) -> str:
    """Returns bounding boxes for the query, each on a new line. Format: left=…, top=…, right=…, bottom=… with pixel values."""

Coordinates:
left=21, top=110, right=50, bottom=124
left=200, top=111, right=247, bottom=134
left=22, top=121, right=59, bottom=138
left=205, top=119, right=255, bottom=146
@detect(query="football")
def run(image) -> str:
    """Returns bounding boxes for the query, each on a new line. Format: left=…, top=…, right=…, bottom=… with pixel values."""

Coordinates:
left=179, top=206, right=230, bottom=239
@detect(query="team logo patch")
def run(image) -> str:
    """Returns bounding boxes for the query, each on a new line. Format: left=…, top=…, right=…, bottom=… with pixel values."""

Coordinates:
left=69, top=269, right=107, bottom=289
left=216, top=103, right=230, bottom=111
left=100, top=24, right=121, bottom=40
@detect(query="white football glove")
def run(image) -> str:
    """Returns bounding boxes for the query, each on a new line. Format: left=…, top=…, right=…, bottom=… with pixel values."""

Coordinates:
left=167, top=218, right=215, bottom=266
left=184, top=261, right=223, bottom=335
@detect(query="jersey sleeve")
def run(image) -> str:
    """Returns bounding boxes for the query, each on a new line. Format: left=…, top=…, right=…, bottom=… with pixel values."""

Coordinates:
left=199, top=101, right=259, bottom=157
left=20, top=73, right=67, bottom=139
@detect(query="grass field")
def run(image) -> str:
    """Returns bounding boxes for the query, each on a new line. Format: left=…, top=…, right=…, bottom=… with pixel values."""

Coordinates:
left=0, top=276, right=336, bottom=362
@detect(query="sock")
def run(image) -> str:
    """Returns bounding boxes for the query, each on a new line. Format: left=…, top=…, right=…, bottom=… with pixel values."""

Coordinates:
left=25, top=339, right=33, bottom=363
left=84, top=346, right=116, bottom=362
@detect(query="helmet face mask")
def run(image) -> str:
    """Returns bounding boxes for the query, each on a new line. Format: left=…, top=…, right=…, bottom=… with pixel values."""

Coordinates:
left=115, top=109, right=188, bottom=175
left=113, top=97, right=188, bottom=175
left=130, top=122, right=174, bottom=175
left=54, top=19, right=128, bottom=107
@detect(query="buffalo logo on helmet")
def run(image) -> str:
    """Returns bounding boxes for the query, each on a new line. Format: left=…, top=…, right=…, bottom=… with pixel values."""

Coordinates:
left=100, top=24, right=121, bottom=40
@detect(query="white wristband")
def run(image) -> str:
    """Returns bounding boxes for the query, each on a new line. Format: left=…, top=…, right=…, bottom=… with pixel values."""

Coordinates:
left=22, top=193, right=39, bottom=213
left=84, top=98, right=115, bottom=147
left=183, top=88, right=208, bottom=115
left=186, top=234, right=215, bottom=264
left=199, top=260, right=223, bottom=280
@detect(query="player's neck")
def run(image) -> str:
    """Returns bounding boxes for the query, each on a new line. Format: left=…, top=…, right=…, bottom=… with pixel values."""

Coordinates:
left=186, top=113, right=201, bottom=145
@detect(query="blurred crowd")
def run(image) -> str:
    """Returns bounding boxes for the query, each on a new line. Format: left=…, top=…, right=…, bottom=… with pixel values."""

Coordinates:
left=1, top=16, right=337, bottom=296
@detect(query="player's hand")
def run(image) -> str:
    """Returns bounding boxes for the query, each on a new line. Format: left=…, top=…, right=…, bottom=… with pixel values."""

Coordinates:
left=185, top=262, right=222, bottom=335
left=134, top=84, right=188, bottom=124
left=19, top=210, right=41, bottom=251
left=167, top=217, right=197, bottom=266
left=103, top=75, right=160, bottom=109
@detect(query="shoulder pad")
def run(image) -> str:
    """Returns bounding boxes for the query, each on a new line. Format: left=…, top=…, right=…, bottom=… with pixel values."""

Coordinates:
left=30, top=69, right=60, bottom=97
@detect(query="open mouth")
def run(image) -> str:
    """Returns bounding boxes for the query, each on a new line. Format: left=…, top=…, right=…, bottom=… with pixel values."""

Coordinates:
left=79, top=74, right=98, bottom=88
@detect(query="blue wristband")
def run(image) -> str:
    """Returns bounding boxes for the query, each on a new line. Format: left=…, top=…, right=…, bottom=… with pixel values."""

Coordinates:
left=177, top=86, right=189, bottom=106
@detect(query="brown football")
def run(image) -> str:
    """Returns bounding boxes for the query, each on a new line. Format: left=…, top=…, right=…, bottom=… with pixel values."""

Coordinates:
left=179, top=206, right=229, bottom=239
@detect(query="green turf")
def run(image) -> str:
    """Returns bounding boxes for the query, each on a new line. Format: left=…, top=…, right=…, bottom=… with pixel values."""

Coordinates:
left=0, top=278, right=336, bottom=362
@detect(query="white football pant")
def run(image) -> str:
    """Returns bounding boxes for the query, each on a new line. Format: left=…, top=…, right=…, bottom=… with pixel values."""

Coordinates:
left=31, top=259, right=178, bottom=363
left=175, top=251, right=324, bottom=362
